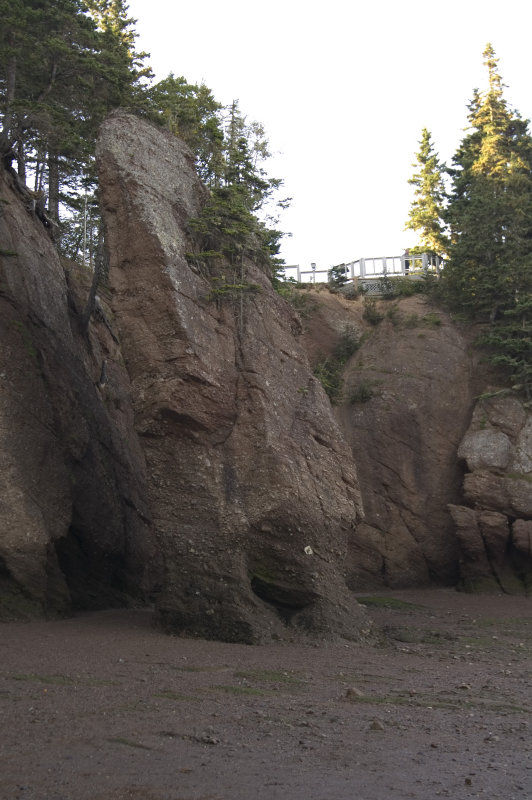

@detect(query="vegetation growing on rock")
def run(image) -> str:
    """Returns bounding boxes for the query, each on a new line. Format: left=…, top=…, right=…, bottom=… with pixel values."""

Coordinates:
left=406, top=45, right=532, bottom=399
left=0, top=0, right=287, bottom=281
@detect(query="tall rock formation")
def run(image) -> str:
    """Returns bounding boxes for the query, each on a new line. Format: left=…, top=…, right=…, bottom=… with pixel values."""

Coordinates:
left=299, top=291, right=476, bottom=588
left=96, top=110, right=367, bottom=643
left=0, top=164, right=156, bottom=619
left=340, top=297, right=473, bottom=587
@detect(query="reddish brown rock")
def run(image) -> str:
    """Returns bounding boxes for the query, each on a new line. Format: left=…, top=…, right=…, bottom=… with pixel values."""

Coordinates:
left=0, top=165, right=157, bottom=618
left=302, top=294, right=473, bottom=587
left=513, top=519, right=532, bottom=558
left=478, top=511, right=510, bottom=572
left=455, top=395, right=532, bottom=592
left=463, top=471, right=509, bottom=513
left=97, top=111, right=368, bottom=643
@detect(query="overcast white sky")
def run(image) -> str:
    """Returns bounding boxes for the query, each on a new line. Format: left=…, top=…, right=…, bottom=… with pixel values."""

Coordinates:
left=127, top=0, right=532, bottom=272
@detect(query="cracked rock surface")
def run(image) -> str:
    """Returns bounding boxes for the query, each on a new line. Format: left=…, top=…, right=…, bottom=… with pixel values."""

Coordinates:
left=299, top=291, right=476, bottom=589
left=97, top=111, right=368, bottom=642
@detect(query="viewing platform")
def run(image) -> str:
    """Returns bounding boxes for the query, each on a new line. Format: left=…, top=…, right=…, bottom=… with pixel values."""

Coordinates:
left=283, top=253, right=443, bottom=294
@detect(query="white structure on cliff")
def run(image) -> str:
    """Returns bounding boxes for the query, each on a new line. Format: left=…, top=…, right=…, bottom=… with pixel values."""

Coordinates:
left=284, top=253, right=443, bottom=289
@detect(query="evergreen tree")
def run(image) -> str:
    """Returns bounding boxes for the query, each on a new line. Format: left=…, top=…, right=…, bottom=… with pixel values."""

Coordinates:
left=405, top=127, right=448, bottom=256
left=0, top=4, right=288, bottom=283
left=223, top=100, right=281, bottom=211
left=441, top=44, right=532, bottom=396
left=146, top=75, right=224, bottom=184
left=0, top=0, right=149, bottom=224
left=443, top=45, right=532, bottom=317
left=85, top=0, right=152, bottom=111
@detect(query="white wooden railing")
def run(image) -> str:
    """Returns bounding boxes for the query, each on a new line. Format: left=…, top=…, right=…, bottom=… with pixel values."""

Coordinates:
left=283, top=253, right=443, bottom=285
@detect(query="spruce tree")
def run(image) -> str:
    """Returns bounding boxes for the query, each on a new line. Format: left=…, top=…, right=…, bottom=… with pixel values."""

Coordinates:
left=405, top=127, right=448, bottom=256
left=0, top=0, right=149, bottom=223
left=146, top=75, right=224, bottom=185
left=442, top=44, right=532, bottom=396
left=443, top=45, right=532, bottom=316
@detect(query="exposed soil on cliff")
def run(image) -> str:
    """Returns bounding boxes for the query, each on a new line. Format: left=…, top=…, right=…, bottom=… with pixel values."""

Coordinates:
left=2, top=589, right=531, bottom=800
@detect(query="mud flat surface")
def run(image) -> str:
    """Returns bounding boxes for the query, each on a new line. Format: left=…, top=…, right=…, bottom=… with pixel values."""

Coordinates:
left=1, top=589, right=531, bottom=800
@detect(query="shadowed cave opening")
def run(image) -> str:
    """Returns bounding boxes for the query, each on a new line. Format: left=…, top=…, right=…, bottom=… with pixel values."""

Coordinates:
left=250, top=574, right=317, bottom=624
left=54, top=525, right=135, bottom=611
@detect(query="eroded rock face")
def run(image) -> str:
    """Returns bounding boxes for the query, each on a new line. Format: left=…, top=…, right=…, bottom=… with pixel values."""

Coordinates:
left=299, top=292, right=475, bottom=588
left=97, top=110, right=367, bottom=643
left=452, top=396, right=532, bottom=593
left=0, top=165, right=156, bottom=618
left=342, top=299, right=477, bottom=587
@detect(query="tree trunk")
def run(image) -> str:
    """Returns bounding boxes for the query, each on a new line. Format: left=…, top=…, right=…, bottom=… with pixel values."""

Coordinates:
left=17, top=138, right=26, bottom=182
left=2, top=54, right=17, bottom=138
left=47, top=150, right=60, bottom=225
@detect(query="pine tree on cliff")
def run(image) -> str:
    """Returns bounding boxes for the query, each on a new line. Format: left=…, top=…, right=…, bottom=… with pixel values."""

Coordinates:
left=146, top=75, right=224, bottom=185
left=443, top=44, right=532, bottom=317
left=442, top=44, right=532, bottom=396
left=186, top=99, right=287, bottom=276
left=84, top=0, right=152, bottom=111
left=0, top=0, right=149, bottom=222
left=405, top=127, right=448, bottom=256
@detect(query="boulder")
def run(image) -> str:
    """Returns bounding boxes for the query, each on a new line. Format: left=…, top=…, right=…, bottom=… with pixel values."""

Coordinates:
left=458, top=429, right=512, bottom=471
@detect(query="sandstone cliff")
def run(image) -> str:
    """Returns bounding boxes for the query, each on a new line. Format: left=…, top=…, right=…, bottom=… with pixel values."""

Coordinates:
left=2, top=108, right=529, bottom=633
left=298, top=287, right=532, bottom=595
left=0, top=166, right=156, bottom=619
left=96, top=110, right=368, bottom=643
left=299, top=291, right=476, bottom=588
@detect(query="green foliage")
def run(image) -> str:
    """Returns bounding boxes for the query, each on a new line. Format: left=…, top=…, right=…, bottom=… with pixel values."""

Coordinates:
left=438, top=44, right=532, bottom=397
left=145, top=74, right=223, bottom=184
left=392, top=277, right=427, bottom=297
left=0, top=0, right=150, bottom=223
left=182, top=97, right=287, bottom=287
left=405, top=128, right=448, bottom=256
left=187, top=183, right=281, bottom=287
left=385, top=304, right=401, bottom=326
left=276, top=284, right=318, bottom=320
left=349, top=380, right=374, bottom=404
left=208, top=277, right=261, bottom=302
left=403, top=313, right=420, bottom=328
left=334, top=324, right=360, bottom=360
left=362, top=297, right=384, bottom=325
left=58, top=191, right=100, bottom=265
left=328, top=263, right=348, bottom=287
left=1, top=4, right=289, bottom=293
left=376, top=275, right=396, bottom=298
left=313, top=324, right=361, bottom=403
left=313, top=358, right=343, bottom=402
left=422, top=311, right=442, bottom=328
left=373, top=276, right=431, bottom=300
left=477, top=296, right=532, bottom=399
left=355, top=596, right=420, bottom=610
